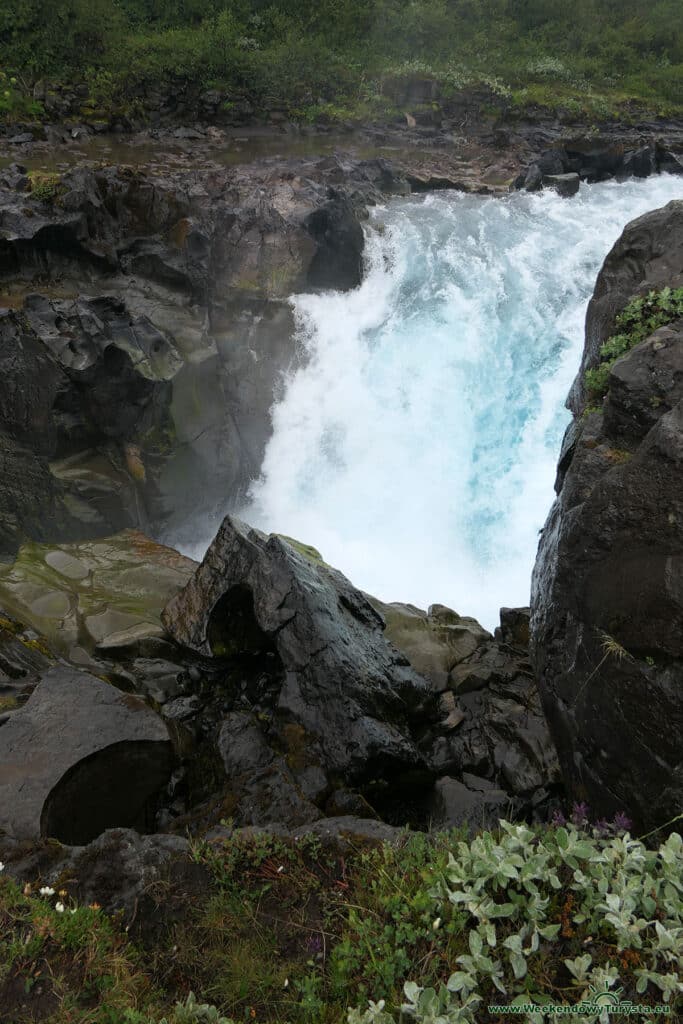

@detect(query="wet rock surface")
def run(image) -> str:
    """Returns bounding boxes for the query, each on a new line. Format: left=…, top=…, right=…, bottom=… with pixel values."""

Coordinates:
left=0, top=518, right=559, bottom=841
left=0, top=295, right=181, bottom=555
left=162, top=516, right=434, bottom=823
left=0, top=610, right=56, bottom=724
left=0, top=530, right=196, bottom=659
left=0, top=666, right=172, bottom=842
left=571, top=199, right=683, bottom=414
left=0, top=154, right=420, bottom=552
left=531, top=201, right=683, bottom=833
left=514, top=137, right=683, bottom=197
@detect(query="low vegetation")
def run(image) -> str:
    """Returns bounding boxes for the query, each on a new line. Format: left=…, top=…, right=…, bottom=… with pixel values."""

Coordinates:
left=0, top=2, right=681, bottom=125
left=584, top=286, right=683, bottom=399
left=1, top=814, right=681, bottom=1023
left=27, top=171, right=64, bottom=202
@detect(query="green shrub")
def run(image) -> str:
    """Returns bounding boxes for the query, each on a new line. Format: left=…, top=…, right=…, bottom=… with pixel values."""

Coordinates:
left=0, top=0, right=681, bottom=122
left=584, top=286, right=683, bottom=399
left=2, top=820, right=681, bottom=1023
left=28, top=170, right=64, bottom=202
left=348, top=823, right=683, bottom=1023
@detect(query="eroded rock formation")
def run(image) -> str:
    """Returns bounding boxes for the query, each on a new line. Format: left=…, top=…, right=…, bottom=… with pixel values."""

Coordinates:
left=0, top=156, right=403, bottom=556
left=0, top=666, right=172, bottom=843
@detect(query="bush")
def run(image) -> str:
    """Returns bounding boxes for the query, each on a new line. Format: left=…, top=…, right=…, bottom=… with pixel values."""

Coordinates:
left=348, top=823, right=683, bottom=1023
left=584, top=286, right=683, bottom=398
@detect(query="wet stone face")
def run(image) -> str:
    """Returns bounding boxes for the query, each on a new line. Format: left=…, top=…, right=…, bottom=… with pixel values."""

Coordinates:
left=0, top=667, right=173, bottom=843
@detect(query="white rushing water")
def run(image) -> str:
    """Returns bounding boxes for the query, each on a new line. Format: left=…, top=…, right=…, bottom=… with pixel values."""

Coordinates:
left=243, top=176, right=682, bottom=630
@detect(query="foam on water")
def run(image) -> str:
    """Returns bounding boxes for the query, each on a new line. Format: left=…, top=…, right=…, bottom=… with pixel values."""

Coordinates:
left=241, top=176, right=682, bottom=629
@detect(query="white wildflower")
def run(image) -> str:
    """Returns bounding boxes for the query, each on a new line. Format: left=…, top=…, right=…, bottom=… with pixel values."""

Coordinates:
left=55, top=901, right=65, bottom=913
left=432, top=917, right=442, bottom=930
left=39, top=886, right=55, bottom=897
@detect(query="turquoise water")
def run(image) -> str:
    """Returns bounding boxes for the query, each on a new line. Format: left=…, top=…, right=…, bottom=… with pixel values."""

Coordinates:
left=246, top=176, right=683, bottom=629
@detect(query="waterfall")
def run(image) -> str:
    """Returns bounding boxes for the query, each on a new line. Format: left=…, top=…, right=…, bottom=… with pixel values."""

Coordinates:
left=244, top=175, right=682, bottom=630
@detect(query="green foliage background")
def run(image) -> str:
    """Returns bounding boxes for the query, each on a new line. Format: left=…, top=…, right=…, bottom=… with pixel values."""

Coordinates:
left=0, top=0, right=681, bottom=120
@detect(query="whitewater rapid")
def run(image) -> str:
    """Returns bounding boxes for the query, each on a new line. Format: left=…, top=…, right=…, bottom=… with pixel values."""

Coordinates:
left=244, top=176, right=682, bottom=630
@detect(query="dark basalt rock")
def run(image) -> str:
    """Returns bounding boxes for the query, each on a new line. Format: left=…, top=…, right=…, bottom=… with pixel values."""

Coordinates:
left=431, top=776, right=513, bottom=831
left=0, top=828, right=199, bottom=939
left=603, top=321, right=683, bottom=442
left=531, top=203, right=683, bottom=833
left=0, top=609, right=55, bottom=725
left=0, top=157, right=395, bottom=549
left=514, top=139, right=683, bottom=195
left=0, top=438, right=74, bottom=559
left=542, top=173, right=580, bottom=197
left=162, top=516, right=433, bottom=821
left=496, top=607, right=531, bottom=648
left=0, top=296, right=178, bottom=557
left=570, top=199, right=683, bottom=415
left=0, top=666, right=173, bottom=842
left=426, top=637, right=561, bottom=806
left=365, top=599, right=559, bottom=815
left=305, top=192, right=364, bottom=291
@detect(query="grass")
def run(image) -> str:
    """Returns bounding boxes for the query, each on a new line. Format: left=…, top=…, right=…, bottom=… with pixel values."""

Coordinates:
left=1, top=819, right=681, bottom=1023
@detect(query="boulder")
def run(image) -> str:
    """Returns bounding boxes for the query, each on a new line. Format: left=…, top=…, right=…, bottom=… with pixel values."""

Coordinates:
left=216, top=711, right=321, bottom=827
left=0, top=666, right=173, bottom=842
left=162, top=516, right=433, bottom=816
left=0, top=828, right=198, bottom=938
left=368, top=599, right=491, bottom=691
left=430, top=776, right=512, bottom=831
left=619, top=145, right=657, bottom=180
left=304, top=192, right=364, bottom=291
left=365, top=600, right=558, bottom=808
left=427, top=640, right=560, bottom=801
left=542, top=173, right=580, bottom=198
left=531, top=203, right=683, bottom=832
left=521, top=163, right=543, bottom=192
left=496, top=607, right=531, bottom=648
left=658, top=149, right=683, bottom=175
left=570, top=199, right=683, bottom=414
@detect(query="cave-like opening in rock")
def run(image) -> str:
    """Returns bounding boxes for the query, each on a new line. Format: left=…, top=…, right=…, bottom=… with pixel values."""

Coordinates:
left=206, top=583, right=276, bottom=658
left=40, top=739, right=173, bottom=845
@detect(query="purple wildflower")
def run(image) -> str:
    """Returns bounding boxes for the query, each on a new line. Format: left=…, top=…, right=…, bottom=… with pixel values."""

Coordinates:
left=551, top=809, right=567, bottom=827
left=612, top=811, right=633, bottom=832
left=571, top=802, right=590, bottom=827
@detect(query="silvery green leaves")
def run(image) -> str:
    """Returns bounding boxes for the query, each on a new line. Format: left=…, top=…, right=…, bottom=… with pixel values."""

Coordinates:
left=402, top=981, right=481, bottom=1023
left=159, top=992, right=236, bottom=1024
left=347, top=998, right=395, bottom=1024
left=349, top=822, right=683, bottom=1024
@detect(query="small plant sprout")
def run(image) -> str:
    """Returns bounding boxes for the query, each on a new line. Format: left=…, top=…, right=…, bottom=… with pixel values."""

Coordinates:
left=573, top=630, right=633, bottom=705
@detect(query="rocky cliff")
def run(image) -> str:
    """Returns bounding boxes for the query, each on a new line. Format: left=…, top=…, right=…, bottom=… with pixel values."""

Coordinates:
left=0, top=155, right=403, bottom=559
left=531, top=200, right=683, bottom=833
